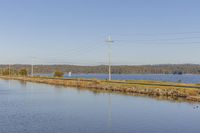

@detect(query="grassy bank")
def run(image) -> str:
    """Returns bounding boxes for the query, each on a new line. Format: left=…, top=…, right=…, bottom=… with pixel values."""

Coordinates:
left=1, top=76, right=200, bottom=102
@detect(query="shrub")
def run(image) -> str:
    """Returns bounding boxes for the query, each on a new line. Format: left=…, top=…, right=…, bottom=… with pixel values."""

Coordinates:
left=54, top=71, right=64, bottom=78
left=2, top=69, right=9, bottom=76
left=19, top=69, right=28, bottom=76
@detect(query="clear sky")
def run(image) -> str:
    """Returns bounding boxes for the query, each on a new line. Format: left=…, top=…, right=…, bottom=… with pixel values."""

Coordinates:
left=1, top=0, right=200, bottom=65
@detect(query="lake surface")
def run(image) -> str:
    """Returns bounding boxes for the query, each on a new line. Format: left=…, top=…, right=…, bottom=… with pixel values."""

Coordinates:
left=0, top=79, right=200, bottom=133
left=39, top=74, right=200, bottom=84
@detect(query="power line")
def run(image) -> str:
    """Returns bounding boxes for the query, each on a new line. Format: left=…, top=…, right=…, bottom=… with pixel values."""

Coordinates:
left=111, top=31, right=200, bottom=36
left=115, top=36, right=200, bottom=43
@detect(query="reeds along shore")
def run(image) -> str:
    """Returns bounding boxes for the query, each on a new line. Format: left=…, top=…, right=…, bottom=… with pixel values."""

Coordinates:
left=1, top=76, right=200, bottom=102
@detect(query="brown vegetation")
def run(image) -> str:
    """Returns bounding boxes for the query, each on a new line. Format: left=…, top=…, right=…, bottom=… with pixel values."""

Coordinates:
left=53, top=71, right=64, bottom=77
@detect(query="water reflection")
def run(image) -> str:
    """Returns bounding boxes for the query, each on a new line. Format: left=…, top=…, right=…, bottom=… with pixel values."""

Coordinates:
left=108, top=94, right=112, bottom=130
left=0, top=79, right=200, bottom=133
left=19, top=80, right=27, bottom=88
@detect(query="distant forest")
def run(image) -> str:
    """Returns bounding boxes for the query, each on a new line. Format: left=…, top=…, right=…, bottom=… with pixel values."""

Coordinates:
left=1, top=64, right=200, bottom=74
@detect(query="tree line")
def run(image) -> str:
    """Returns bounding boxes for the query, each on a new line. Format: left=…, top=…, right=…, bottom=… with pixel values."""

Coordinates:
left=1, top=64, right=200, bottom=74
left=0, top=68, right=28, bottom=76
left=0, top=68, right=64, bottom=78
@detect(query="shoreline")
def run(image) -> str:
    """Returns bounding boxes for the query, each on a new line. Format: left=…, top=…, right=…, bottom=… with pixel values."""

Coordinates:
left=1, top=76, right=200, bottom=102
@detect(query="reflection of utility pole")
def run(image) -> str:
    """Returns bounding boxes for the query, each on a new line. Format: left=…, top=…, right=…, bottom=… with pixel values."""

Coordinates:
left=106, top=35, right=114, bottom=81
left=107, top=93, right=112, bottom=130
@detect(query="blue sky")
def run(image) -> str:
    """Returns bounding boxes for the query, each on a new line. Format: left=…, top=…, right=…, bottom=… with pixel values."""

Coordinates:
left=1, top=0, right=200, bottom=65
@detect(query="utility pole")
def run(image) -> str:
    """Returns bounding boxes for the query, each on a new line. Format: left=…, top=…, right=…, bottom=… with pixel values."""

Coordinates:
left=31, top=57, right=36, bottom=77
left=106, top=35, right=114, bottom=81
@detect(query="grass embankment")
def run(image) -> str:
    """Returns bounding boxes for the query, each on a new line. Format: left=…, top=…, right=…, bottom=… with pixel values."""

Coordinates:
left=1, top=76, right=200, bottom=102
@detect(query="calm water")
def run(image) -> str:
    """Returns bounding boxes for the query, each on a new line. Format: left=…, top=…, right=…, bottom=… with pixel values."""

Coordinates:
left=39, top=74, right=200, bottom=84
left=0, top=79, right=200, bottom=133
